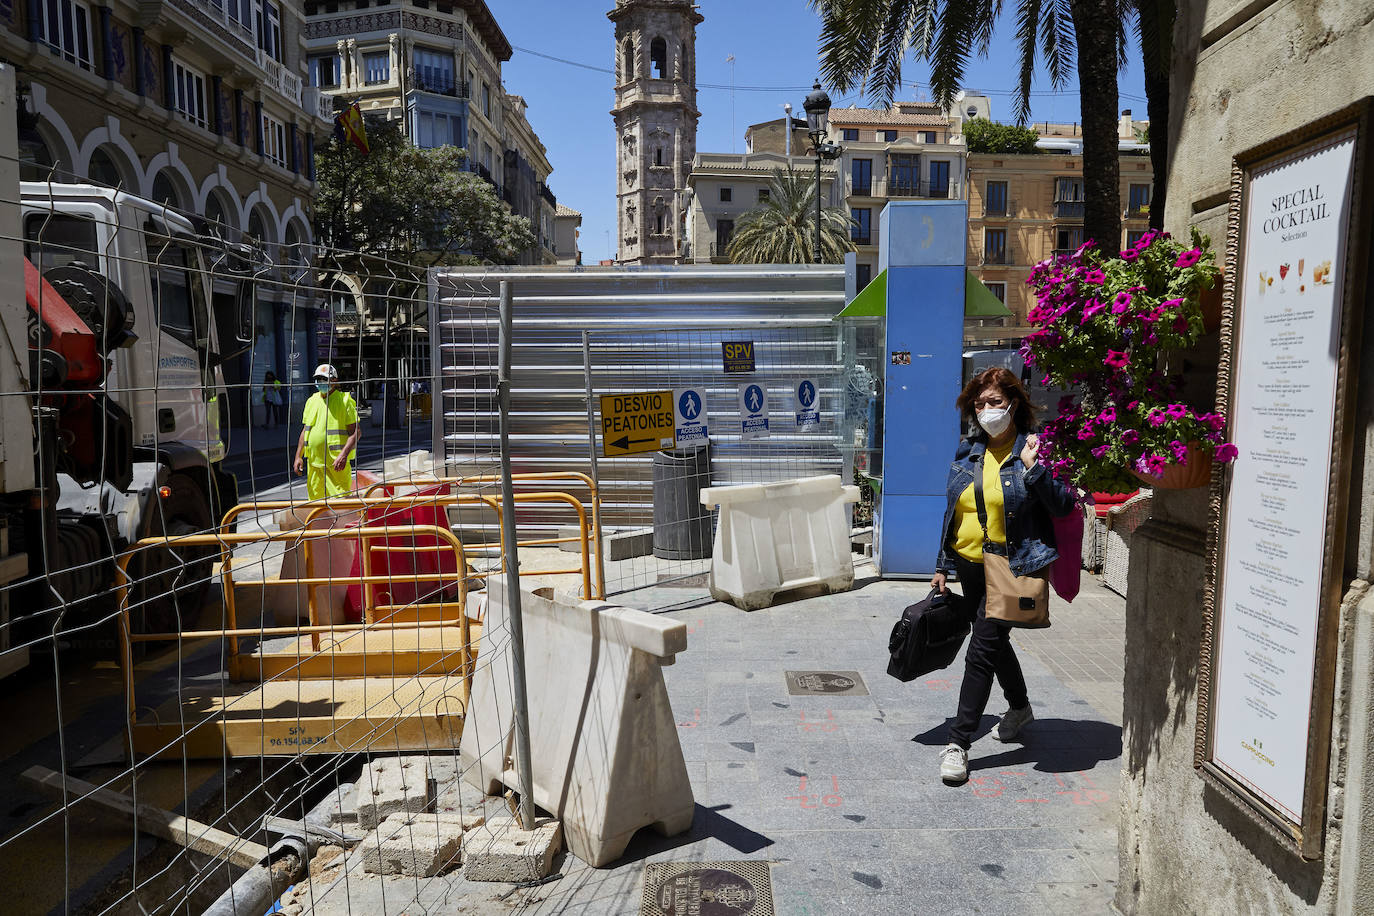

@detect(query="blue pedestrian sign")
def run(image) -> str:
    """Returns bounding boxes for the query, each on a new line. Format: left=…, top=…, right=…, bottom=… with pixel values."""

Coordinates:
left=738, top=383, right=769, bottom=440
left=673, top=387, right=709, bottom=450
left=794, top=378, right=820, bottom=430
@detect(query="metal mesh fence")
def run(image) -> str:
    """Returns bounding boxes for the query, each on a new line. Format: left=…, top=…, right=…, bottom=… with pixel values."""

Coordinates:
left=583, top=324, right=848, bottom=598
left=0, top=147, right=561, bottom=914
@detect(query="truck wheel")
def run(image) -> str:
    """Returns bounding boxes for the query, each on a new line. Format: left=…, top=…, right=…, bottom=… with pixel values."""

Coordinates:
left=130, top=476, right=216, bottom=638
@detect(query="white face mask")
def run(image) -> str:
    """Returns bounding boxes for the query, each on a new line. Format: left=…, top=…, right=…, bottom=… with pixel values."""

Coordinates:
left=977, top=407, right=1013, bottom=438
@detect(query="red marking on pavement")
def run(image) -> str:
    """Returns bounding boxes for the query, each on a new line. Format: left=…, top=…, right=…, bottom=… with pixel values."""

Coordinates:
left=686, top=619, right=705, bottom=634
left=800, top=710, right=838, bottom=732
left=677, top=708, right=700, bottom=728
left=786, top=775, right=843, bottom=808
left=923, top=677, right=955, bottom=691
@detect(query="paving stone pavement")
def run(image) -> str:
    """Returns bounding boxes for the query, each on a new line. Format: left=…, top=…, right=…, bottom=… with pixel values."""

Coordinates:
left=297, top=568, right=1126, bottom=915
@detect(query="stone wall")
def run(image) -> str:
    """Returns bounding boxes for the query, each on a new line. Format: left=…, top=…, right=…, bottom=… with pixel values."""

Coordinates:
left=1117, top=1, right=1374, bottom=913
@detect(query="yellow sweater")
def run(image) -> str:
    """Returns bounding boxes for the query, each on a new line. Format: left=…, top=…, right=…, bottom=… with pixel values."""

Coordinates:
left=951, top=441, right=1014, bottom=563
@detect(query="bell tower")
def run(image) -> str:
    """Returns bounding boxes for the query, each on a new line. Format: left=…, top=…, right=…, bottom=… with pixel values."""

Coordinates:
left=609, top=0, right=702, bottom=265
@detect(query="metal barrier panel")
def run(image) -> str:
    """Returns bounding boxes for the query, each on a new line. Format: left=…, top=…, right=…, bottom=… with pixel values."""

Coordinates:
left=0, top=123, right=545, bottom=913
left=584, top=324, right=846, bottom=596
left=430, top=264, right=849, bottom=540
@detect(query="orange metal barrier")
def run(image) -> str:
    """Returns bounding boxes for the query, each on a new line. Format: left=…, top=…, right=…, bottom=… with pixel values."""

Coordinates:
left=361, top=472, right=606, bottom=599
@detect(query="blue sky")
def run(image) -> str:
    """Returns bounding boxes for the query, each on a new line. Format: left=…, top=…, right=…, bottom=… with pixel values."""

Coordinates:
left=501, top=1, right=1148, bottom=264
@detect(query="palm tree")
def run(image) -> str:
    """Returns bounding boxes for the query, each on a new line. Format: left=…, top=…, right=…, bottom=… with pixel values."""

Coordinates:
left=810, top=0, right=1131, bottom=254
left=727, top=167, right=856, bottom=265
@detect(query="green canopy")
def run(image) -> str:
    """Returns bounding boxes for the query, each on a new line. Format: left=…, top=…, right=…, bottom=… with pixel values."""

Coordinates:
left=836, top=269, right=1014, bottom=319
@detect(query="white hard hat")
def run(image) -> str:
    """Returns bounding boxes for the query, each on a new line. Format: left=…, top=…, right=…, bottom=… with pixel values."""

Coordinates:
left=313, top=364, right=338, bottom=381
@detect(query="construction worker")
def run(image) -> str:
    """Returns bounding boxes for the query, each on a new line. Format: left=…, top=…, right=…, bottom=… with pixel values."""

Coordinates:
left=292, top=364, right=360, bottom=499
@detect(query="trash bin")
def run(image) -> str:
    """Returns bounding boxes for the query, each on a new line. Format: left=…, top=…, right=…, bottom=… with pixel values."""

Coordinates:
left=652, top=446, right=712, bottom=559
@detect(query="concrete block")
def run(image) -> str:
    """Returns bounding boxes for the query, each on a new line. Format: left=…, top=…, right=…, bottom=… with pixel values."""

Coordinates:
left=359, top=812, right=464, bottom=877
left=462, top=580, right=694, bottom=867
left=461, top=815, right=562, bottom=883
left=700, top=475, right=860, bottom=610
left=354, top=756, right=434, bottom=830
left=558, top=525, right=653, bottom=560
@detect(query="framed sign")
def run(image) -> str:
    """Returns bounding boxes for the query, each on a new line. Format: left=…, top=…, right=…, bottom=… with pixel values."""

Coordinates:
left=1197, top=99, right=1373, bottom=859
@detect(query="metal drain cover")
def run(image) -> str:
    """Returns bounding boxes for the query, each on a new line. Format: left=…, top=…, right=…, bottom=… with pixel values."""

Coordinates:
left=784, top=670, right=869, bottom=696
left=641, top=861, right=774, bottom=916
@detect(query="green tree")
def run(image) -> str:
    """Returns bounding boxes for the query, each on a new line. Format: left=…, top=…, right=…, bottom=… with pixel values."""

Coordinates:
left=314, top=118, right=533, bottom=267
left=963, top=118, right=1042, bottom=154
left=811, top=0, right=1128, bottom=253
left=726, top=168, right=856, bottom=265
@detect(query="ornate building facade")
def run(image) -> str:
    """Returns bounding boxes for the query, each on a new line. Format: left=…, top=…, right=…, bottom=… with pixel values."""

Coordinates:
left=608, top=0, right=700, bottom=265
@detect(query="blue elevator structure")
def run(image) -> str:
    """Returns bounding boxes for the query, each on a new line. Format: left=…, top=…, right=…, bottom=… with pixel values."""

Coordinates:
left=872, top=200, right=968, bottom=576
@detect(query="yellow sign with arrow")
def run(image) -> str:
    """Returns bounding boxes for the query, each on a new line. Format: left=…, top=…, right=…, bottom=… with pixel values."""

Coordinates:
left=600, top=391, right=677, bottom=457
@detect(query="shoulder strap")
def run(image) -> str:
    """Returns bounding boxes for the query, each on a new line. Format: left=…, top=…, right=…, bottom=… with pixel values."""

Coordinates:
left=973, top=451, right=991, bottom=544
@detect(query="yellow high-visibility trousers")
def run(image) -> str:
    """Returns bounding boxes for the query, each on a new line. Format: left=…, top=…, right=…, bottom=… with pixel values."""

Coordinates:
left=306, top=461, right=354, bottom=500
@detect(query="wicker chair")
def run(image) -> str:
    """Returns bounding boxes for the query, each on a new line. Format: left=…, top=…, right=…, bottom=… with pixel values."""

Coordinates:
left=1080, top=501, right=1105, bottom=572
left=1103, top=489, right=1153, bottom=597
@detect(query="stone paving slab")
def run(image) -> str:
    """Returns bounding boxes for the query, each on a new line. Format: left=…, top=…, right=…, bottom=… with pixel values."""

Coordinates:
left=292, top=571, right=1125, bottom=915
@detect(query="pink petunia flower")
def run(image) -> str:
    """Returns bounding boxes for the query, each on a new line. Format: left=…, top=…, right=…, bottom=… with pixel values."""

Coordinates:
left=1170, top=440, right=1191, bottom=462
left=1215, top=443, right=1239, bottom=462
left=1121, top=429, right=1140, bottom=446
left=1082, top=298, right=1106, bottom=322
left=1112, top=291, right=1132, bottom=314
left=1103, top=350, right=1130, bottom=368
left=1147, top=408, right=1168, bottom=428
left=1084, top=269, right=1106, bottom=285
left=1091, top=444, right=1110, bottom=458
left=1120, top=249, right=1140, bottom=262
left=1166, top=403, right=1189, bottom=420
left=1175, top=249, right=1203, bottom=268
left=1097, top=406, right=1117, bottom=423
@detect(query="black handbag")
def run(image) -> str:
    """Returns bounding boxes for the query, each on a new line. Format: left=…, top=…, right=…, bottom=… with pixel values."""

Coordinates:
left=886, top=587, right=972, bottom=682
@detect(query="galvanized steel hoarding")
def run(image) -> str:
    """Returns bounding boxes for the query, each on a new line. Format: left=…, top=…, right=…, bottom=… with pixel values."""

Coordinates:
left=430, top=264, right=850, bottom=531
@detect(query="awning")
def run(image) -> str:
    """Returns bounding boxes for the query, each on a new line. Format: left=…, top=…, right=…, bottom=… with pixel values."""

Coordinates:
left=836, top=269, right=1014, bottom=319
left=964, top=271, right=1015, bottom=318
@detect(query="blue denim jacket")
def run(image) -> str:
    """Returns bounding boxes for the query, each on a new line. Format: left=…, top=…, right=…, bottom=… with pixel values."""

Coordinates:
left=935, top=431, right=1077, bottom=577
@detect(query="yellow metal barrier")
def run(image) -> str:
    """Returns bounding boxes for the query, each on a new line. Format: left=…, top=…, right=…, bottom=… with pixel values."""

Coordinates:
left=115, top=524, right=475, bottom=759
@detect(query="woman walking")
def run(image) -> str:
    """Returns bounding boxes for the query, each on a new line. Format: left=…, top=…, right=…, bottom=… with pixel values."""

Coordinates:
left=932, top=368, right=1074, bottom=783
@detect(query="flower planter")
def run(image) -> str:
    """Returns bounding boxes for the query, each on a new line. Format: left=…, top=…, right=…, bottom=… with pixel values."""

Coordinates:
left=1130, top=442, right=1214, bottom=490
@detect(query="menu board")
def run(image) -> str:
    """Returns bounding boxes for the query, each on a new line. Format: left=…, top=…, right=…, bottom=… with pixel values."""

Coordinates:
left=1211, top=130, right=1358, bottom=824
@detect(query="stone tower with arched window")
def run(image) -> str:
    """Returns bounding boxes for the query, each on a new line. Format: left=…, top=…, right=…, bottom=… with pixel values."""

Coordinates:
left=609, top=0, right=702, bottom=264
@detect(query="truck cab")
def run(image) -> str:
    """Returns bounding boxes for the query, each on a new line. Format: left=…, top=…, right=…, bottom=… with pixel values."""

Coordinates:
left=20, top=183, right=253, bottom=466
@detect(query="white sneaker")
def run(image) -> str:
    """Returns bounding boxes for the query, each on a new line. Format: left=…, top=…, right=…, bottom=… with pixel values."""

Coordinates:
left=996, top=704, right=1034, bottom=742
left=939, top=743, right=968, bottom=782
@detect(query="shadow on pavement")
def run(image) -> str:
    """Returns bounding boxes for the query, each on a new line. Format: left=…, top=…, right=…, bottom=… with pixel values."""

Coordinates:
left=610, top=803, right=775, bottom=866
left=912, top=717, right=1123, bottom=774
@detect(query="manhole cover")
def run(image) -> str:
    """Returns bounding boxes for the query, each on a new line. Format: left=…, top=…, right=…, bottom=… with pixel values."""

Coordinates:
left=641, top=861, right=774, bottom=916
left=784, top=670, right=869, bottom=696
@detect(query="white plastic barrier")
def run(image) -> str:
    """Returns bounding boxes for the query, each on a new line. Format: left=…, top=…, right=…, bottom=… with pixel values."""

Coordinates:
left=700, top=474, right=860, bottom=610
left=460, top=578, right=694, bottom=867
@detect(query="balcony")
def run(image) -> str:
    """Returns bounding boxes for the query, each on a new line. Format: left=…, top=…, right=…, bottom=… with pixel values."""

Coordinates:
left=983, top=199, right=1016, bottom=218
left=410, top=74, right=470, bottom=99
left=305, top=87, right=335, bottom=121
left=1125, top=203, right=1150, bottom=219
left=1053, top=200, right=1085, bottom=219
left=260, top=55, right=302, bottom=107
left=851, top=234, right=872, bottom=246
left=979, top=246, right=1012, bottom=266
left=539, top=183, right=557, bottom=208
left=886, top=179, right=952, bottom=199
left=851, top=181, right=873, bottom=196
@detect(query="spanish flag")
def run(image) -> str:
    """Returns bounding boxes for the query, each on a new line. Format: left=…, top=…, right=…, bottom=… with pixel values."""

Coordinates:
left=335, top=101, right=369, bottom=155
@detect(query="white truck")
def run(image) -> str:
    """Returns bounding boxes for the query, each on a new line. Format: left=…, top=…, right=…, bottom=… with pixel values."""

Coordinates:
left=0, top=69, right=257, bottom=673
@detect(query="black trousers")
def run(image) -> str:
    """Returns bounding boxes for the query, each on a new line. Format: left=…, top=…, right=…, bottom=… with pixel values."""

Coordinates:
left=947, top=554, right=1029, bottom=750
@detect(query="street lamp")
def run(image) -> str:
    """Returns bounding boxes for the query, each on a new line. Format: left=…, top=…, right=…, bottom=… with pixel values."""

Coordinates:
left=803, top=81, right=843, bottom=264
